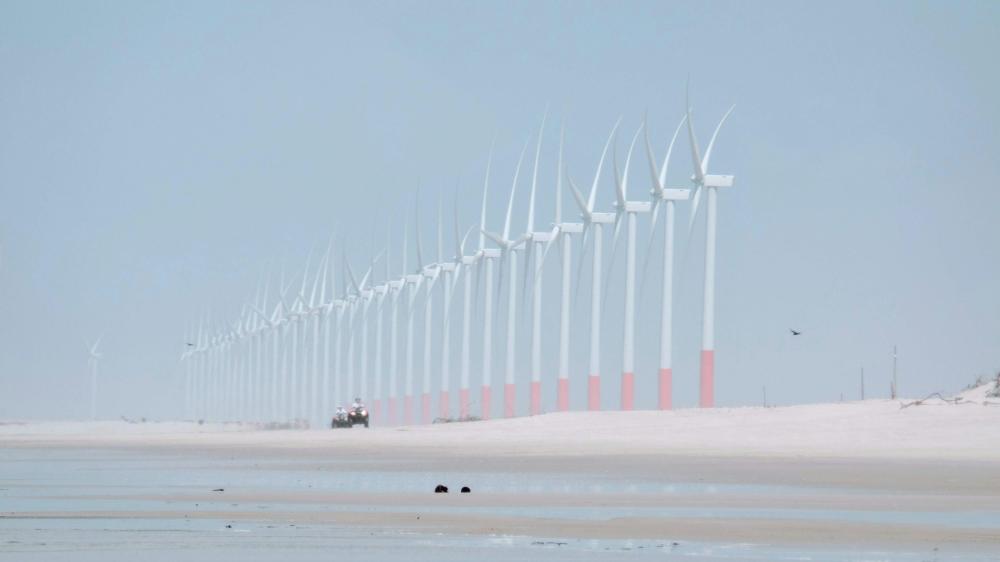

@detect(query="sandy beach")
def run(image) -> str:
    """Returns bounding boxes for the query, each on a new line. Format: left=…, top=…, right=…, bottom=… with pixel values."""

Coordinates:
left=3, top=385, right=1000, bottom=561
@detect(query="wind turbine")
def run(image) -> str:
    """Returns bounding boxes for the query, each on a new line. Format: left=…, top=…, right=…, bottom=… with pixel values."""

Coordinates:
left=372, top=237, right=389, bottom=424
left=484, top=139, right=531, bottom=418
left=522, top=113, right=550, bottom=416
left=402, top=213, right=424, bottom=424
left=536, top=125, right=579, bottom=411
left=449, top=194, right=475, bottom=419
left=567, top=119, right=620, bottom=410
left=607, top=123, right=650, bottom=410
left=436, top=196, right=458, bottom=420
left=88, top=335, right=103, bottom=420
left=319, top=239, right=334, bottom=425
left=386, top=223, right=404, bottom=424
left=476, top=147, right=500, bottom=420
left=640, top=114, right=688, bottom=409
left=306, top=250, right=328, bottom=427
left=418, top=201, right=442, bottom=424
left=686, top=99, right=736, bottom=408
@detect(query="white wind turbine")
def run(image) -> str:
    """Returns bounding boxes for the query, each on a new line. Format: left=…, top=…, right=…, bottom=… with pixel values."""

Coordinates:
left=686, top=100, right=736, bottom=408
left=640, top=114, right=688, bottom=409
left=318, top=240, right=334, bottom=425
left=305, top=249, right=329, bottom=427
left=435, top=197, right=455, bottom=420
left=444, top=193, right=476, bottom=420
left=402, top=213, right=424, bottom=424
left=536, top=125, right=579, bottom=411
left=440, top=196, right=474, bottom=420
left=417, top=200, right=441, bottom=425
left=566, top=119, right=620, bottom=410
left=457, top=194, right=479, bottom=420
left=607, top=123, right=650, bottom=410
left=88, top=335, right=103, bottom=420
left=484, top=139, right=531, bottom=418
left=343, top=254, right=375, bottom=411
left=522, top=114, right=550, bottom=416
left=372, top=242, right=389, bottom=424
left=476, top=147, right=501, bottom=419
left=386, top=224, right=404, bottom=424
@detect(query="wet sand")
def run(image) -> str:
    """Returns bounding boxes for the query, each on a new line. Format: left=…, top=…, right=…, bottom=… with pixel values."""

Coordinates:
left=3, top=402, right=1000, bottom=560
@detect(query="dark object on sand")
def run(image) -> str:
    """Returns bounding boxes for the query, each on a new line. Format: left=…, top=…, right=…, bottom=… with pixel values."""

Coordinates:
left=434, top=485, right=448, bottom=493
left=212, top=488, right=224, bottom=492
left=348, top=406, right=370, bottom=428
left=460, top=486, right=471, bottom=493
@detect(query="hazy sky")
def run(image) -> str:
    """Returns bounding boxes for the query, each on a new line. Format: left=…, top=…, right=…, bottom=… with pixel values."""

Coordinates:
left=1, top=1, right=998, bottom=419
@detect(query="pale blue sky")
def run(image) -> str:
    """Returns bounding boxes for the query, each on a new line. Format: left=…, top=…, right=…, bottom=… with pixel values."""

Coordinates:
left=1, top=1, right=998, bottom=418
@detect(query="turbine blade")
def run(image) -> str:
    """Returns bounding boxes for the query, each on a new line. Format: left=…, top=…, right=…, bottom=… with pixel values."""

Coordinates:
left=702, top=104, right=736, bottom=172
left=519, top=239, right=533, bottom=313
left=687, top=185, right=703, bottom=238
left=482, top=229, right=505, bottom=247
left=612, top=135, right=626, bottom=209
left=620, top=122, right=643, bottom=202
left=638, top=200, right=661, bottom=300
left=503, top=138, right=531, bottom=242
left=661, top=114, right=688, bottom=188
left=479, top=138, right=495, bottom=251
left=453, top=188, right=462, bottom=259
left=567, top=175, right=590, bottom=217
left=528, top=108, right=548, bottom=234
left=588, top=117, right=622, bottom=212
left=534, top=226, right=560, bottom=279
left=555, top=121, right=565, bottom=224
left=686, top=91, right=704, bottom=183
left=414, top=192, right=424, bottom=271
left=644, top=114, right=664, bottom=196
left=572, top=224, right=593, bottom=306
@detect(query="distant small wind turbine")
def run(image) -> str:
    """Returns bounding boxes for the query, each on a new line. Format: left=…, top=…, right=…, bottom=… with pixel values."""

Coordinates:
left=88, top=335, right=103, bottom=420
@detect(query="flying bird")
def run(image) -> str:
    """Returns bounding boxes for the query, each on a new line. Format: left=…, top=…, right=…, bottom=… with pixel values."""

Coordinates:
left=790, top=329, right=802, bottom=336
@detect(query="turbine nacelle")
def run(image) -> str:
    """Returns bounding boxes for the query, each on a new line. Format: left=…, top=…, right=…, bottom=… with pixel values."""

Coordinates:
left=623, top=201, right=652, bottom=213
left=702, top=174, right=735, bottom=188
left=481, top=248, right=501, bottom=259
left=531, top=231, right=554, bottom=243
left=661, top=188, right=691, bottom=201
left=558, top=222, right=584, bottom=234
left=590, top=212, right=615, bottom=225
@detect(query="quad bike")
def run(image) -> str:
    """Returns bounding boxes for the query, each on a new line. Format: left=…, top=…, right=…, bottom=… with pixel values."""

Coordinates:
left=330, top=411, right=351, bottom=428
left=347, top=406, right=369, bottom=428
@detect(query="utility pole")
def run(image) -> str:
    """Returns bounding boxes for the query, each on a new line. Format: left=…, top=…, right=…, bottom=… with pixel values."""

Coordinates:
left=891, top=345, right=898, bottom=399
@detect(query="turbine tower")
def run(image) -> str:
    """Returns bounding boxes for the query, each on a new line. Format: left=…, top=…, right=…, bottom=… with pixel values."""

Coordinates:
left=88, top=335, right=103, bottom=420
left=567, top=119, right=620, bottom=410
left=686, top=101, right=736, bottom=408
left=641, top=114, right=688, bottom=409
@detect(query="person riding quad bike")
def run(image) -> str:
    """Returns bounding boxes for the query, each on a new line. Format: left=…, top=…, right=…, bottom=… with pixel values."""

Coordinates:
left=348, top=398, right=369, bottom=428
left=330, top=406, right=351, bottom=428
